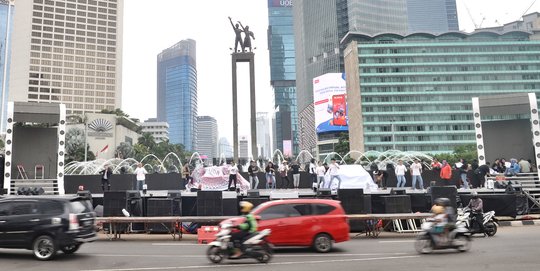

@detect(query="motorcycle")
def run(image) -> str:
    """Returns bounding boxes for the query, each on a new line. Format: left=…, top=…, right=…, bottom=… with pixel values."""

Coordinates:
left=415, top=219, right=472, bottom=254
left=206, top=223, right=273, bottom=264
left=456, top=207, right=498, bottom=237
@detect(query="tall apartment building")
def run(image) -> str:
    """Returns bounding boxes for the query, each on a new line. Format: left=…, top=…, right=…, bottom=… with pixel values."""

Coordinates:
left=256, top=112, right=271, bottom=159
left=343, top=30, right=540, bottom=153
left=0, top=0, right=14, bottom=130
left=196, top=116, right=218, bottom=164
left=141, top=118, right=169, bottom=143
left=267, top=0, right=299, bottom=155
left=218, top=137, right=233, bottom=160
left=8, top=0, right=123, bottom=115
left=293, top=0, right=458, bottom=156
left=156, top=39, right=197, bottom=150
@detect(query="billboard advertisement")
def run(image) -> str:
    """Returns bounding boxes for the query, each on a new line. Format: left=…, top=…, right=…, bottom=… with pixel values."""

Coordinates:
left=268, top=0, right=293, bottom=7
left=313, top=73, right=348, bottom=134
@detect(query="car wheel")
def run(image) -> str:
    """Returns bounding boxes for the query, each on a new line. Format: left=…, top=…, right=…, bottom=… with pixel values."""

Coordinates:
left=312, top=233, right=333, bottom=253
left=61, top=243, right=81, bottom=254
left=33, top=235, right=57, bottom=261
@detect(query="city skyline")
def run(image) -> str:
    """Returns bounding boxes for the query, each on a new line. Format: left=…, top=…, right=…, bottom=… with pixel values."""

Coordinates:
left=120, top=0, right=540, bottom=147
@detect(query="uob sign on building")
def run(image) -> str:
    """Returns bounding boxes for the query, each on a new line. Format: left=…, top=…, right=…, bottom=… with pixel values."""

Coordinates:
left=269, top=0, right=293, bottom=7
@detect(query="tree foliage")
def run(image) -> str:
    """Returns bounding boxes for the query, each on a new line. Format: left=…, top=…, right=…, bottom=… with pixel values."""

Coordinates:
left=65, top=127, right=95, bottom=163
left=430, top=143, right=478, bottom=164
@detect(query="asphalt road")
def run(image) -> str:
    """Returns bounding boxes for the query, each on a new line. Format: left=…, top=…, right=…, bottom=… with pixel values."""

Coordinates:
left=1, top=226, right=539, bottom=271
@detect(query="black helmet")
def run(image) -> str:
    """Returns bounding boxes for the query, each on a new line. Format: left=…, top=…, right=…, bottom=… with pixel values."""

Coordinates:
left=434, top=197, right=451, bottom=207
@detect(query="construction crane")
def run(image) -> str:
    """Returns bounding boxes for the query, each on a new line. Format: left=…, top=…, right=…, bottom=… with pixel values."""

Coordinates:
left=519, top=0, right=538, bottom=20
left=463, top=2, right=485, bottom=29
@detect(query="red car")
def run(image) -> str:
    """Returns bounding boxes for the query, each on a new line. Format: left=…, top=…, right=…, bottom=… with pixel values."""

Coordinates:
left=220, top=199, right=350, bottom=252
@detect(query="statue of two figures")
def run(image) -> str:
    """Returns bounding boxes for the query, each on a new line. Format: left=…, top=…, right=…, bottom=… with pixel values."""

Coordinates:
left=229, top=16, right=255, bottom=53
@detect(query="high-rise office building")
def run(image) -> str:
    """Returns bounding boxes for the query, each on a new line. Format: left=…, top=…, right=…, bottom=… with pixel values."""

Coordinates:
left=268, top=0, right=299, bottom=155
left=256, top=112, right=271, bottom=159
left=0, top=0, right=14, bottom=130
left=157, top=39, right=197, bottom=150
left=218, top=137, right=233, bottom=160
left=407, top=0, right=459, bottom=33
left=141, top=118, right=169, bottom=143
left=343, top=31, right=540, bottom=153
left=239, top=136, right=248, bottom=161
left=196, top=116, right=218, bottom=164
left=8, top=0, right=123, bottom=115
left=293, top=0, right=460, bottom=156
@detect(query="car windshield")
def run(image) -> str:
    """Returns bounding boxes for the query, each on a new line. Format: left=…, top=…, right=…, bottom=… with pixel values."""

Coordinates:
left=69, top=199, right=93, bottom=213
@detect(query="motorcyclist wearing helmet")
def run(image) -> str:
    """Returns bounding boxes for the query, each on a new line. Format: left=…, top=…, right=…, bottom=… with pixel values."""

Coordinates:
left=467, top=191, right=485, bottom=234
left=231, top=201, right=258, bottom=258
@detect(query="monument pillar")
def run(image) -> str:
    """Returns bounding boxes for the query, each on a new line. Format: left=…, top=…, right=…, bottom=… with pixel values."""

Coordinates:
left=231, top=52, right=258, bottom=162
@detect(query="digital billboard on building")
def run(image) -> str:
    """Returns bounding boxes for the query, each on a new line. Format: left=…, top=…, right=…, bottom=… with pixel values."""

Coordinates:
left=313, top=73, right=348, bottom=134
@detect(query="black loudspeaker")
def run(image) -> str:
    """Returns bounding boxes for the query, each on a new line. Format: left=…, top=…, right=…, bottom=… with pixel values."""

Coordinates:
left=430, top=186, right=457, bottom=209
left=103, top=191, right=129, bottom=233
left=147, top=198, right=176, bottom=233
left=167, top=190, right=182, bottom=199
left=181, top=195, right=197, bottom=216
left=247, top=190, right=260, bottom=197
left=410, top=194, right=431, bottom=213
left=338, top=189, right=366, bottom=214
left=197, top=191, right=223, bottom=216
left=390, top=188, right=406, bottom=195
left=382, top=195, right=412, bottom=213
left=317, top=188, right=332, bottom=197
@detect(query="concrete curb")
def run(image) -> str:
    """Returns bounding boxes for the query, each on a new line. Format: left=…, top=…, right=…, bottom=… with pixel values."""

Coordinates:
left=499, top=219, right=540, bottom=227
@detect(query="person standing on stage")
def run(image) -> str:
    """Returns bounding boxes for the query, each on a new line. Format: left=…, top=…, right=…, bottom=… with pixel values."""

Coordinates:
left=265, top=161, right=276, bottom=189
left=440, top=160, right=453, bottom=186
left=228, top=161, right=239, bottom=190
left=182, top=163, right=192, bottom=189
left=291, top=160, right=301, bottom=189
left=327, top=158, right=342, bottom=190
left=99, top=165, right=113, bottom=192
left=247, top=160, right=260, bottom=189
left=279, top=161, right=290, bottom=189
left=309, top=158, right=317, bottom=189
left=134, top=163, right=148, bottom=191
left=316, top=161, right=326, bottom=189
left=410, top=159, right=424, bottom=190
left=395, top=160, right=407, bottom=188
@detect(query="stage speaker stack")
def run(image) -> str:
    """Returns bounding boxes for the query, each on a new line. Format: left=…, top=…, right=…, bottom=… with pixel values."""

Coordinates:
left=167, top=190, right=182, bottom=216
left=103, top=191, right=142, bottom=233
left=430, top=186, right=457, bottom=209
left=197, top=191, right=223, bottom=216
left=382, top=195, right=412, bottom=213
left=338, top=189, right=369, bottom=232
left=147, top=198, right=175, bottom=233
left=316, top=188, right=332, bottom=198
left=222, top=191, right=239, bottom=216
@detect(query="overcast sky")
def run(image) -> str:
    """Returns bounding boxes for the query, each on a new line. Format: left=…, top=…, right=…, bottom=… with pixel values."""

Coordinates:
left=121, top=0, right=540, bottom=144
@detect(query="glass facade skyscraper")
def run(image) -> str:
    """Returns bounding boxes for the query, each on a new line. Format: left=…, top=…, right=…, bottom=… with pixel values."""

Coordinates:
left=268, top=0, right=299, bottom=155
left=157, top=39, right=197, bottom=150
left=407, top=0, right=459, bottom=33
left=343, top=31, right=540, bottom=153
left=294, top=0, right=461, bottom=155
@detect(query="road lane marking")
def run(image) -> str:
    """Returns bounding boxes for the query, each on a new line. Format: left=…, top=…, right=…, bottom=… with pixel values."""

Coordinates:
left=83, top=255, right=420, bottom=271
left=151, top=243, right=201, bottom=246
left=378, top=240, right=415, bottom=243
left=90, top=252, right=409, bottom=258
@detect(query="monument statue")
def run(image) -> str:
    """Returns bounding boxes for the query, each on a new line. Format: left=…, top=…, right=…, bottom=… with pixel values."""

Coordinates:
left=228, top=16, right=244, bottom=53
left=238, top=21, right=255, bottom=52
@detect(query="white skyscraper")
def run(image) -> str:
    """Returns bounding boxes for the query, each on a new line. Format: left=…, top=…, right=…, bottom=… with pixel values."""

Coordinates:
left=256, top=112, right=271, bottom=159
left=8, top=0, right=123, bottom=115
left=196, top=116, right=218, bottom=164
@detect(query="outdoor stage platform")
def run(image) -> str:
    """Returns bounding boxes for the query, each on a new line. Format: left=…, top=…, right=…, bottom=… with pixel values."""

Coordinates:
left=84, top=187, right=525, bottom=219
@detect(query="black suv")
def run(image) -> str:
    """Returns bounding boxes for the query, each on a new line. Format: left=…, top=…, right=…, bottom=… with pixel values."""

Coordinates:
left=0, top=196, right=97, bottom=260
